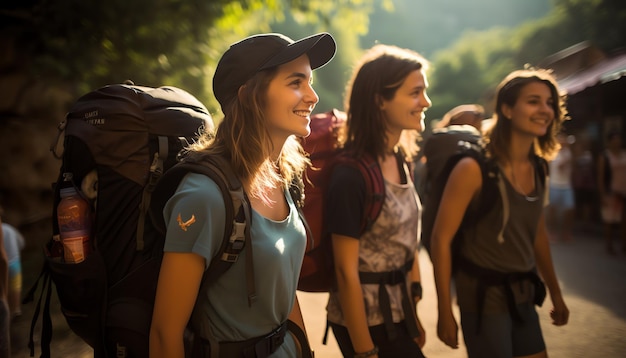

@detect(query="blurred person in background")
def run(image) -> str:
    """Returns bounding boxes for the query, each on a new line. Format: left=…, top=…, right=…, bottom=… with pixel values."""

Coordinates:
left=570, top=133, right=597, bottom=231
left=417, top=104, right=484, bottom=196
left=0, top=209, right=11, bottom=357
left=417, top=104, right=484, bottom=256
left=597, top=131, right=626, bottom=255
left=0, top=205, right=25, bottom=319
left=546, top=133, right=575, bottom=242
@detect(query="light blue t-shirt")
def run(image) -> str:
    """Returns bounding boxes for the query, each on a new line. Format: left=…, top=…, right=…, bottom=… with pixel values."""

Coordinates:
left=2, top=223, right=25, bottom=274
left=163, top=173, right=306, bottom=357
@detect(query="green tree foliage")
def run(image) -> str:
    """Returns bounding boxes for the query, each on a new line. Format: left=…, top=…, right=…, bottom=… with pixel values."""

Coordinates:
left=269, top=0, right=391, bottom=113
left=554, top=0, right=626, bottom=52
left=0, top=0, right=375, bottom=114
left=426, top=28, right=520, bottom=123
left=361, top=0, right=551, bottom=58
left=425, top=0, right=625, bottom=127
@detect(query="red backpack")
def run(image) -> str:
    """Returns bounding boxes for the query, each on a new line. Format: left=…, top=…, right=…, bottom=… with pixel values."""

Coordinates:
left=297, top=109, right=386, bottom=292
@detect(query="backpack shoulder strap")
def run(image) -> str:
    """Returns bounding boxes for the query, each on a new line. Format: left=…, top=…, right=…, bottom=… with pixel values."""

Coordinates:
left=395, top=146, right=413, bottom=182
left=150, top=156, right=256, bottom=306
left=288, top=174, right=313, bottom=250
left=358, top=154, right=386, bottom=234
left=450, top=142, right=502, bottom=233
left=533, top=155, right=549, bottom=186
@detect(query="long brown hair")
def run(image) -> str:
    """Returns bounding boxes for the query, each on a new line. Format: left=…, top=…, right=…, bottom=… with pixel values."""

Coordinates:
left=485, top=68, right=568, bottom=162
left=185, top=68, right=309, bottom=202
left=342, top=44, right=428, bottom=160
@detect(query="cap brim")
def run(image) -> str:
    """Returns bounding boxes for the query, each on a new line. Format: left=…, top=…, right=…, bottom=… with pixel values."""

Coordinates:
left=260, top=32, right=336, bottom=71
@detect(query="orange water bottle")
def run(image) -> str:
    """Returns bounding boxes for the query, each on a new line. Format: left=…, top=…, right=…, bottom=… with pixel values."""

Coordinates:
left=57, top=185, right=93, bottom=263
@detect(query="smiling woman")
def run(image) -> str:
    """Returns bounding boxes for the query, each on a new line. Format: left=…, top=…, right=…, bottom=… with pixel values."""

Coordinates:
left=430, top=68, right=570, bottom=358
left=325, top=44, right=430, bottom=358
left=265, top=54, right=320, bottom=141
left=149, top=32, right=336, bottom=358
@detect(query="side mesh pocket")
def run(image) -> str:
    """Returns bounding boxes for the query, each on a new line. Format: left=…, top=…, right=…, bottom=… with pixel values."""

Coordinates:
left=46, top=251, right=107, bottom=348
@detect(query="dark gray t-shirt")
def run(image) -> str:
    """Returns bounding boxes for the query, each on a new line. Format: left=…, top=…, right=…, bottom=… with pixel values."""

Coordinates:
left=456, top=168, right=547, bottom=313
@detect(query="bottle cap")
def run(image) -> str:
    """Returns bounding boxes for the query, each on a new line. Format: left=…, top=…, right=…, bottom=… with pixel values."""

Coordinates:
left=60, top=187, right=77, bottom=197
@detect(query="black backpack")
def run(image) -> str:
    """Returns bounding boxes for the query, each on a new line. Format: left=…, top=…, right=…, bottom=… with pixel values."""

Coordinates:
left=25, top=83, right=213, bottom=358
left=420, top=141, right=548, bottom=264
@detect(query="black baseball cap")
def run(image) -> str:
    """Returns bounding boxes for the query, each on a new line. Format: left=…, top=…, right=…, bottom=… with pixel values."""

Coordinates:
left=213, top=32, right=336, bottom=111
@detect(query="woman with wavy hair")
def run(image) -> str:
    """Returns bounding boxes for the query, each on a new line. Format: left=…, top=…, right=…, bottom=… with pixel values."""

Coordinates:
left=432, top=68, right=570, bottom=358
left=150, top=32, right=336, bottom=358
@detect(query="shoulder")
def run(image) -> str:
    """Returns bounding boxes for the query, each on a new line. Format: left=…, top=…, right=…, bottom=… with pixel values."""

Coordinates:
left=179, top=172, right=223, bottom=195
left=167, top=172, right=227, bottom=213
left=330, top=161, right=366, bottom=185
left=453, top=156, right=484, bottom=178
left=445, top=153, right=487, bottom=194
left=1, top=223, right=18, bottom=236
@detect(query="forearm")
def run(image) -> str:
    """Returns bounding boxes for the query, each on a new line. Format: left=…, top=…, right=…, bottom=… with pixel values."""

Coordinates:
left=410, top=251, right=423, bottom=305
left=336, top=272, right=375, bottom=352
left=409, top=250, right=421, bottom=283
left=431, top=238, right=453, bottom=316
left=288, top=296, right=306, bottom=331
left=535, top=220, right=564, bottom=299
left=535, top=244, right=563, bottom=299
left=149, top=327, right=185, bottom=358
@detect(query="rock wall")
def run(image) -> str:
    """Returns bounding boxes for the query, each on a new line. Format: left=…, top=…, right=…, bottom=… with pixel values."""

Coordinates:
left=0, top=69, right=74, bottom=250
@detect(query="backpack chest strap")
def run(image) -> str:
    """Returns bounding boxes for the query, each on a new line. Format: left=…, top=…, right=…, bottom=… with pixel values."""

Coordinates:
left=358, top=259, right=419, bottom=341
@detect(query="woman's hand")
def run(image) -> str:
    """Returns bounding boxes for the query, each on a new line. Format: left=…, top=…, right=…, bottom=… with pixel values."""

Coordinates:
left=437, top=311, right=459, bottom=349
left=550, top=296, right=570, bottom=326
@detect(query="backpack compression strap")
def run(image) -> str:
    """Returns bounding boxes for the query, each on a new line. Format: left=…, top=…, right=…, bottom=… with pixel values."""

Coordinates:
left=137, top=135, right=169, bottom=250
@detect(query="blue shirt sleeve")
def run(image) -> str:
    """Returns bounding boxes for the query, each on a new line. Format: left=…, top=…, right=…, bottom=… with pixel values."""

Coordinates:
left=162, top=173, right=226, bottom=269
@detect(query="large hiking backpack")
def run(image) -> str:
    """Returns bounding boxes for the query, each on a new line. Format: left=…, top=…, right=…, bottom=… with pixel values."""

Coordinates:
left=25, top=83, right=213, bottom=358
left=416, top=127, right=481, bottom=203
left=296, top=109, right=386, bottom=292
left=420, top=141, right=548, bottom=263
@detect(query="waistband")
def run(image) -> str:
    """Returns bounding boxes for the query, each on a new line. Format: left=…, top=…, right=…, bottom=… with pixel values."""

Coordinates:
left=196, top=321, right=288, bottom=358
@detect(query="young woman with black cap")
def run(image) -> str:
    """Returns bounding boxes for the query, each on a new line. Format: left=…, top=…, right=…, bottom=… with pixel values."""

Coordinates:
left=325, top=44, right=430, bottom=358
left=150, top=32, right=336, bottom=358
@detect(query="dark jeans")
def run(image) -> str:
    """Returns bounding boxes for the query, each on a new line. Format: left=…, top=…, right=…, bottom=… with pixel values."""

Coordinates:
left=329, top=321, right=425, bottom=358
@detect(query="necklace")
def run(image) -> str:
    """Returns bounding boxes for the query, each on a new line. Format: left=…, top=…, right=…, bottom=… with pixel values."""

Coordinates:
left=510, top=162, right=539, bottom=202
